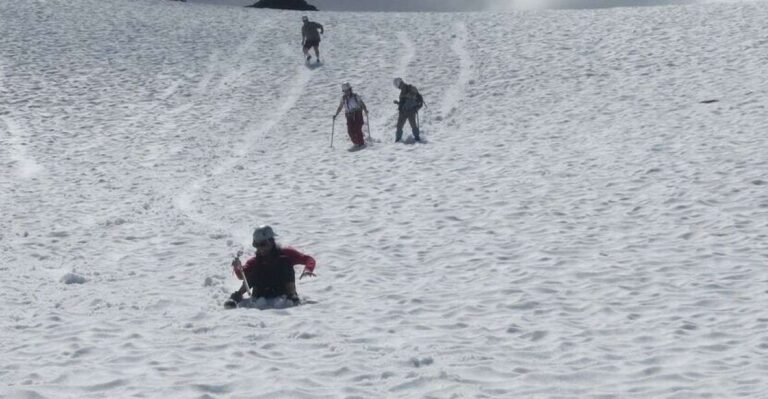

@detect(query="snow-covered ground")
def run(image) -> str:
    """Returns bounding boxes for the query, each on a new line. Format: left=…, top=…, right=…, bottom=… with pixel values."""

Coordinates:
left=2, top=0, right=768, bottom=397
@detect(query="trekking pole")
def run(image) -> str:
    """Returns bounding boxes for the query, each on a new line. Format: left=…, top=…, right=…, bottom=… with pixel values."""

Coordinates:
left=365, top=112, right=372, bottom=143
left=330, top=117, right=335, bottom=148
left=416, top=111, right=420, bottom=133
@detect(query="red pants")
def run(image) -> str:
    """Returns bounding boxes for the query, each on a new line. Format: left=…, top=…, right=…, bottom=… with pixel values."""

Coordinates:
left=345, top=111, right=365, bottom=146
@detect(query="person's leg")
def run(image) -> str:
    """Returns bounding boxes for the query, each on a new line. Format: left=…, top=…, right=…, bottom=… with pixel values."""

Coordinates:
left=408, top=112, right=420, bottom=141
left=346, top=114, right=363, bottom=146
left=313, top=44, right=320, bottom=61
left=346, top=118, right=357, bottom=144
left=352, top=122, right=364, bottom=145
left=352, top=111, right=365, bottom=145
left=395, top=112, right=408, bottom=142
left=279, top=263, right=299, bottom=303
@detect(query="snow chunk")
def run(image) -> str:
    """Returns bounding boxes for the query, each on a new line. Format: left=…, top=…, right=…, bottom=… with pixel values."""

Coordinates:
left=410, top=356, right=434, bottom=367
left=61, top=273, right=87, bottom=285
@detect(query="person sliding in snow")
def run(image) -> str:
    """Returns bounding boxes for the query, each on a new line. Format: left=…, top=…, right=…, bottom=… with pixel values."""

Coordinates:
left=301, top=16, right=324, bottom=63
left=227, top=225, right=316, bottom=307
left=333, top=82, right=369, bottom=149
left=393, top=77, right=423, bottom=143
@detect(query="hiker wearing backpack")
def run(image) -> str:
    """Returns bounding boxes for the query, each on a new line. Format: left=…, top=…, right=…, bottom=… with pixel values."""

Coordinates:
left=301, top=16, right=324, bottom=63
left=393, top=77, right=423, bottom=143
left=333, top=82, right=369, bottom=149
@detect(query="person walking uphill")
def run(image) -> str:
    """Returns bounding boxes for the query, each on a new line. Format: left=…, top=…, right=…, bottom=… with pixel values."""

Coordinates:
left=393, top=77, right=423, bottom=143
left=333, top=82, right=369, bottom=149
left=301, top=16, right=324, bottom=63
left=226, top=225, right=316, bottom=308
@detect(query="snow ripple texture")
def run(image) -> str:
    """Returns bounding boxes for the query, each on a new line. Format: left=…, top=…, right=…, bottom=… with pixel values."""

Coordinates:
left=1, top=0, right=767, bottom=398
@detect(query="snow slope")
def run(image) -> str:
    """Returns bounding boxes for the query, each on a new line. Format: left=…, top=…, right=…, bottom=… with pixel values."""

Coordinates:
left=1, top=0, right=767, bottom=397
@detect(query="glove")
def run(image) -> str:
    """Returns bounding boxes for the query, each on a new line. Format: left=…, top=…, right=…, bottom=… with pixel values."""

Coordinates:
left=300, top=270, right=316, bottom=279
left=230, top=291, right=243, bottom=303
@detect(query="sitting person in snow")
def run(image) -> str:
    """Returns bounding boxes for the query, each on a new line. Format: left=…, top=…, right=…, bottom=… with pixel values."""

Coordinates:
left=228, top=225, right=316, bottom=306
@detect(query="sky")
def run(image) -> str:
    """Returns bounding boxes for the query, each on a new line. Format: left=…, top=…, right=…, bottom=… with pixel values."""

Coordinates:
left=187, top=0, right=749, bottom=10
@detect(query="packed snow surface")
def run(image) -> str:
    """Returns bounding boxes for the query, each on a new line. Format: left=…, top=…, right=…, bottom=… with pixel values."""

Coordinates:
left=2, top=0, right=768, bottom=397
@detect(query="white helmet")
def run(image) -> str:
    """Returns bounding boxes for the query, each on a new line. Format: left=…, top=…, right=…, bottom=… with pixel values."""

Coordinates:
left=342, top=82, right=352, bottom=92
left=252, top=225, right=277, bottom=242
left=393, top=77, right=403, bottom=89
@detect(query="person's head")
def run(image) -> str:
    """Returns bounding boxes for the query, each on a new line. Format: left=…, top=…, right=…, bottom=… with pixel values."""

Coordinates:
left=252, top=225, right=277, bottom=254
left=302, top=16, right=309, bottom=23
left=393, top=77, right=404, bottom=89
left=342, top=82, right=352, bottom=95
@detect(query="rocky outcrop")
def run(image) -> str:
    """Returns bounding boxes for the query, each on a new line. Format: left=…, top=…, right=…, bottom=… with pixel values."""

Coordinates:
left=247, top=0, right=318, bottom=11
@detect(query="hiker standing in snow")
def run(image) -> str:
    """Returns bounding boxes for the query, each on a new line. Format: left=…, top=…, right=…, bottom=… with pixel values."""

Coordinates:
left=301, top=16, right=324, bottom=63
left=333, top=82, right=369, bottom=149
left=393, top=77, right=423, bottom=143
left=227, top=225, right=316, bottom=307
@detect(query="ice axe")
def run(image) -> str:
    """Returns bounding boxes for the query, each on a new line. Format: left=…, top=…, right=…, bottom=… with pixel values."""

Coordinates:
left=232, top=249, right=251, bottom=296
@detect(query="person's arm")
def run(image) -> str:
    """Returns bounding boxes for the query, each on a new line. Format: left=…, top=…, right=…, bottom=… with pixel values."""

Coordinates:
left=283, top=247, right=317, bottom=278
left=318, top=23, right=324, bottom=34
left=230, top=257, right=254, bottom=301
left=334, top=98, right=344, bottom=119
left=360, top=96, right=368, bottom=114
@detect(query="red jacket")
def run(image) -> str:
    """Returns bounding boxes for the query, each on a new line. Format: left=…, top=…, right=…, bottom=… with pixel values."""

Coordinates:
left=235, top=247, right=315, bottom=280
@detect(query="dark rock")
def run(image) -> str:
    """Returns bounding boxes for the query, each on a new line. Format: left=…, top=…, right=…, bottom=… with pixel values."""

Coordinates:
left=248, top=0, right=318, bottom=10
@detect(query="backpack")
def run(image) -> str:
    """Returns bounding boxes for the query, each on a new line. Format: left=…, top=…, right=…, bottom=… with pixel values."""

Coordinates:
left=401, top=85, right=423, bottom=113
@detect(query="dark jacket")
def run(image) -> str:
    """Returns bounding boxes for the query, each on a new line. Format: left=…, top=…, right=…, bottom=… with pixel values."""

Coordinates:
left=302, top=21, right=324, bottom=42
left=398, top=84, right=423, bottom=113
left=237, top=247, right=315, bottom=298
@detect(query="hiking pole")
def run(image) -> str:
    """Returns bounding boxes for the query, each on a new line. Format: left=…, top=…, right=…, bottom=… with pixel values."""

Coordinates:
left=330, top=117, right=335, bottom=148
left=365, top=112, right=372, bottom=143
left=416, top=111, right=420, bottom=133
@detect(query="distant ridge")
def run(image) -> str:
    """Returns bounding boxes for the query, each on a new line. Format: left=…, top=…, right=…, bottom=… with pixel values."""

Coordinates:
left=247, top=0, right=318, bottom=11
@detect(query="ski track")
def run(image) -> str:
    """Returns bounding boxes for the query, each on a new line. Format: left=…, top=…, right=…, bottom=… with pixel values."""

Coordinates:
left=174, top=63, right=312, bottom=236
left=0, top=59, right=45, bottom=180
left=438, top=22, right=473, bottom=125
left=1, top=115, right=45, bottom=179
left=169, top=29, right=266, bottom=233
left=396, top=31, right=415, bottom=82
left=371, top=31, right=415, bottom=135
